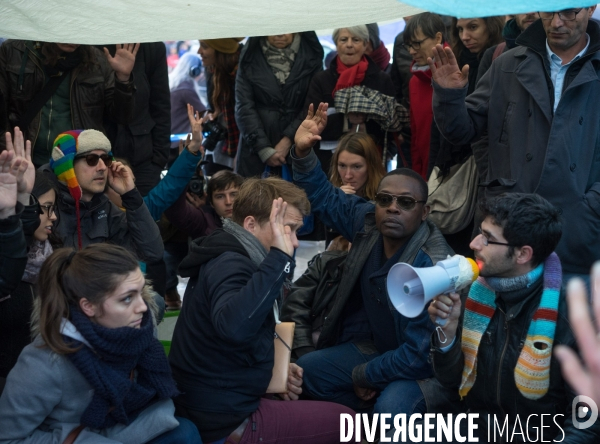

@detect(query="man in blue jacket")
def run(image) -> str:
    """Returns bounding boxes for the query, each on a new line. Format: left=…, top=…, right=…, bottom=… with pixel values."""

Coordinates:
left=290, top=103, right=454, bottom=416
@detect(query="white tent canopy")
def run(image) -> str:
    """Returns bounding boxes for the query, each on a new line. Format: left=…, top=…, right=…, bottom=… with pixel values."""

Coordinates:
left=0, top=0, right=597, bottom=44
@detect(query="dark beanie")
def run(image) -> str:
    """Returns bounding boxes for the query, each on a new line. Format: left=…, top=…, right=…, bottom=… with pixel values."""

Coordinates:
left=366, top=23, right=381, bottom=49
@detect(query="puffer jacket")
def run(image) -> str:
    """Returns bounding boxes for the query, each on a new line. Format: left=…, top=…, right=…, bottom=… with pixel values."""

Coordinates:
left=0, top=41, right=135, bottom=161
left=235, top=32, right=323, bottom=178
left=39, top=165, right=163, bottom=263
left=432, top=19, right=600, bottom=274
left=431, top=278, right=600, bottom=443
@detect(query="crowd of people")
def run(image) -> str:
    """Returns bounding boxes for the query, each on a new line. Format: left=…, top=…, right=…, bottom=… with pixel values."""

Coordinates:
left=1, top=7, right=600, bottom=443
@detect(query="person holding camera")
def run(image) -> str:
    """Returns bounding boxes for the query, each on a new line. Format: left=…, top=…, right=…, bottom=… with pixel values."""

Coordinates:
left=197, top=38, right=243, bottom=176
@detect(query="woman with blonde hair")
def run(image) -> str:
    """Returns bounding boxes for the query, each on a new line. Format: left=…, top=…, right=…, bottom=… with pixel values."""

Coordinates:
left=0, top=243, right=202, bottom=443
left=329, top=132, right=385, bottom=201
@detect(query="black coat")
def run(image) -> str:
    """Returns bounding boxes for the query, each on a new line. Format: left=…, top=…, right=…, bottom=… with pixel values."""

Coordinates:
left=235, top=32, right=323, bottom=178
left=102, top=42, right=171, bottom=195
left=303, top=56, right=395, bottom=173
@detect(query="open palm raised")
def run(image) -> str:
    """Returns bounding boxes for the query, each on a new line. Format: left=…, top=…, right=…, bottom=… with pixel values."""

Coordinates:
left=427, top=44, right=470, bottom=89
left=294, top=103, right=329, bottom=156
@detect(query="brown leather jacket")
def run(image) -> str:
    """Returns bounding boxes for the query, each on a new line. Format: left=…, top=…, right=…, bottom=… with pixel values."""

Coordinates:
left=0, top=40, right=135, bottom=153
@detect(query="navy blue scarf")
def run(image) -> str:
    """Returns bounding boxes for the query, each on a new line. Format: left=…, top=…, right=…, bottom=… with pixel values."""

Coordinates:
left=65, top=307, right=178, bottom=429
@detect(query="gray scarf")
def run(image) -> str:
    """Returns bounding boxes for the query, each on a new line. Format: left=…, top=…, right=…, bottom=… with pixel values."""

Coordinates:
left=261, top=34, right=301, bottom=85
left=223, top=218, right=268, bottom=267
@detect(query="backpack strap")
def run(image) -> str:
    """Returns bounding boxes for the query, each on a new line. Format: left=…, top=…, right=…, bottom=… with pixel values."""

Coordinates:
left=492, top=42, right=507, bottom=61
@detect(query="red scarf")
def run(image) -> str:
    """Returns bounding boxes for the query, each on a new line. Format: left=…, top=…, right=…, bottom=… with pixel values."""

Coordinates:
left=333, top=55, right=369, bottom=95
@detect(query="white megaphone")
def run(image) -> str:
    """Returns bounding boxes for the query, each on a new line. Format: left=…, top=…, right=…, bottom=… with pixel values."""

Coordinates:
left=387, top=255, right=479, bottom=325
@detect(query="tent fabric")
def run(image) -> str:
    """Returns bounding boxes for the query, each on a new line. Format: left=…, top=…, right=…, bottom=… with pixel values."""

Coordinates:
left=0, top=0, right=423, bottom=44
left=1, top=0, right=597, bottom=45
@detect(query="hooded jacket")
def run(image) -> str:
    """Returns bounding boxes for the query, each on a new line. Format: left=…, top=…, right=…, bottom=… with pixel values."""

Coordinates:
left=235, top=32, right=323, bottom=178
left=40, top=165, right=163, bottom=262
left=432, top=19, right=600, bottom=274
left=169, top=228, right=293, bottom=442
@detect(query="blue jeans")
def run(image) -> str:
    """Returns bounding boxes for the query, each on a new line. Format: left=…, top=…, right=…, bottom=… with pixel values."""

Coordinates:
left=297, top=342, right=427, bottom=415
left=147, top=416, right=202, bottom=443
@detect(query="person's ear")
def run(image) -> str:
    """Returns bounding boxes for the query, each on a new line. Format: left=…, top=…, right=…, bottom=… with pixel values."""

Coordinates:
left=515, top=245, right=534, bottom=266
left=79, top=298, right=98, bottom=318
left=422, top=204, right=431, bottom=221
left=435, top=32, right=443, bottom=45
left=243, top=215, right=257, bottom=234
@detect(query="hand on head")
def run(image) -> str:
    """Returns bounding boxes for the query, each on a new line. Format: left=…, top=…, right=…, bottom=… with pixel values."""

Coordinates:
left=107, top=161, right=135, bottom=195
left=269, top=197, right=295, bottom=256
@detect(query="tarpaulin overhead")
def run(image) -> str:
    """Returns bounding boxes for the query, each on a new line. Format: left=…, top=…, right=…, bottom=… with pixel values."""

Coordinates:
left=0, top=0, right=597, bottom=44
left=0, top=0, right=423, bottom=44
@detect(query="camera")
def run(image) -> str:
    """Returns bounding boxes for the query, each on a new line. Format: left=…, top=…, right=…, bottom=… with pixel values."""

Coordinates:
left=188, top=174, right=206, bottom=198
left=201, top=119, right=227, bottom=152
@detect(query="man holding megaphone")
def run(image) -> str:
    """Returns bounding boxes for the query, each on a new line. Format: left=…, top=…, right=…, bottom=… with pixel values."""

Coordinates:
left=425, top=193, right=600, bottom=442
left=286, top=103, right=454, bottom=418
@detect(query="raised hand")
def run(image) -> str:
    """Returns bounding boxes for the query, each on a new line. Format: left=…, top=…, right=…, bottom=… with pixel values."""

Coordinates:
left=428, top=292, right=462, bottom=345
left=186, top=103, right=204, bottom=156
left=555, top=267, right=600, bottom=407
left=5, top=128, right=33, bottom=204
left=107, top=161, right=135, bottom=195
left=427, top=44, right=469, bottom=89
left=269, top=197, right=294, bottom=256
left=294, top=102, right=329, bottom=157
left=0, top=150, right=20, bottom=218
left=104, top=43, right=140, bottom=82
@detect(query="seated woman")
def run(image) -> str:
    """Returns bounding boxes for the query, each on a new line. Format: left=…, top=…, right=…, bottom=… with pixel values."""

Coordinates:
left=0, top=243, right=202, bottom=443
left=326, top=132, right=385, bottom=244
left=235, top=32, right=323, bottom=178
left=304, top=25, right=403, bottom=174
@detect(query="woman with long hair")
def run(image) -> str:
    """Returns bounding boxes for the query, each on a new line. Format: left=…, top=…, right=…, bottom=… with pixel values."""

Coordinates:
left=197, top=38, right=242, bottom=175
left=0, top=242, right=202, bottom=443
left=329, top=132, right=385, bottom=201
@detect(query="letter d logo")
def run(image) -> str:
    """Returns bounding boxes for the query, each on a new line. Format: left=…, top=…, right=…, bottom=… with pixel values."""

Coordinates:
left=572, top=395, right=598, bottom=430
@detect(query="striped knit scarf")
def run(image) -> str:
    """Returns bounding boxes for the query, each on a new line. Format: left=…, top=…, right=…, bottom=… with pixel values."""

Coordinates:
left=459, top=252, right=561, bottom=400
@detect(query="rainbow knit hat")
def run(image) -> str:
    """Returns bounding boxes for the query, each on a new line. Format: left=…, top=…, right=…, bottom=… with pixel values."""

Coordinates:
left=49, top=129, right=112, bottom=249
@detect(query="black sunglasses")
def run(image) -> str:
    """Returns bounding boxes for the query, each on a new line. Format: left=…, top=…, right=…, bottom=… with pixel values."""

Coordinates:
left=375, top=192, right=426, bottom=211
left=75, top=153, right=113, bottom=167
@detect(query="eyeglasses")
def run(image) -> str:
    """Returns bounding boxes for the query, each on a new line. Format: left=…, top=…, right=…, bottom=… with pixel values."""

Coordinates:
left=538, top=9, right=583, bottom=21
left=478, top=227, right=517, bottom=247
left=75, top=153, right=113, bottom=167
left=402, top=38, right=429, bottom=51
left=39, top=204, right=56, bottom=217
left=375, top=192, right=426, bottom=211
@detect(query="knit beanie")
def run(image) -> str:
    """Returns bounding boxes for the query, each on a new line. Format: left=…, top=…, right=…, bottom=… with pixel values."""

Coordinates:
left=49, top=129, right=112, bottom=249
left=203, top=38, right=244, bottom=54
left=366, top=23, right=381, bottom=49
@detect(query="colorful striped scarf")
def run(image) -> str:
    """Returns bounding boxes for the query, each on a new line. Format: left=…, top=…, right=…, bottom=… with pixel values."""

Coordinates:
left=459, top=252, right=561, bottom=400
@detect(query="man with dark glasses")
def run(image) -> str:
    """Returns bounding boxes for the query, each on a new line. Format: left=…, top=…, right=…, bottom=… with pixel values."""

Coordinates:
left=285, top=103, right=454, bottom=419
left=428, top=5, right=600, bottom=282
left=39, top=129, right=163, bottom=266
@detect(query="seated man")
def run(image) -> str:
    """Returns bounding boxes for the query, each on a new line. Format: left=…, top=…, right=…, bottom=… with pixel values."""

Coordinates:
left=429, top=193, right=600, bottom=442
left=168, top=177, right=353, bottom=443
left=40, top=129, right=163, bottom=263
left=289, top=103, right=454, bottom=415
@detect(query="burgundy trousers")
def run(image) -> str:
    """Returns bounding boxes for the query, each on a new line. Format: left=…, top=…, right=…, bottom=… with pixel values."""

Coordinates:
left=234, top=398, right=355, bottom=444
